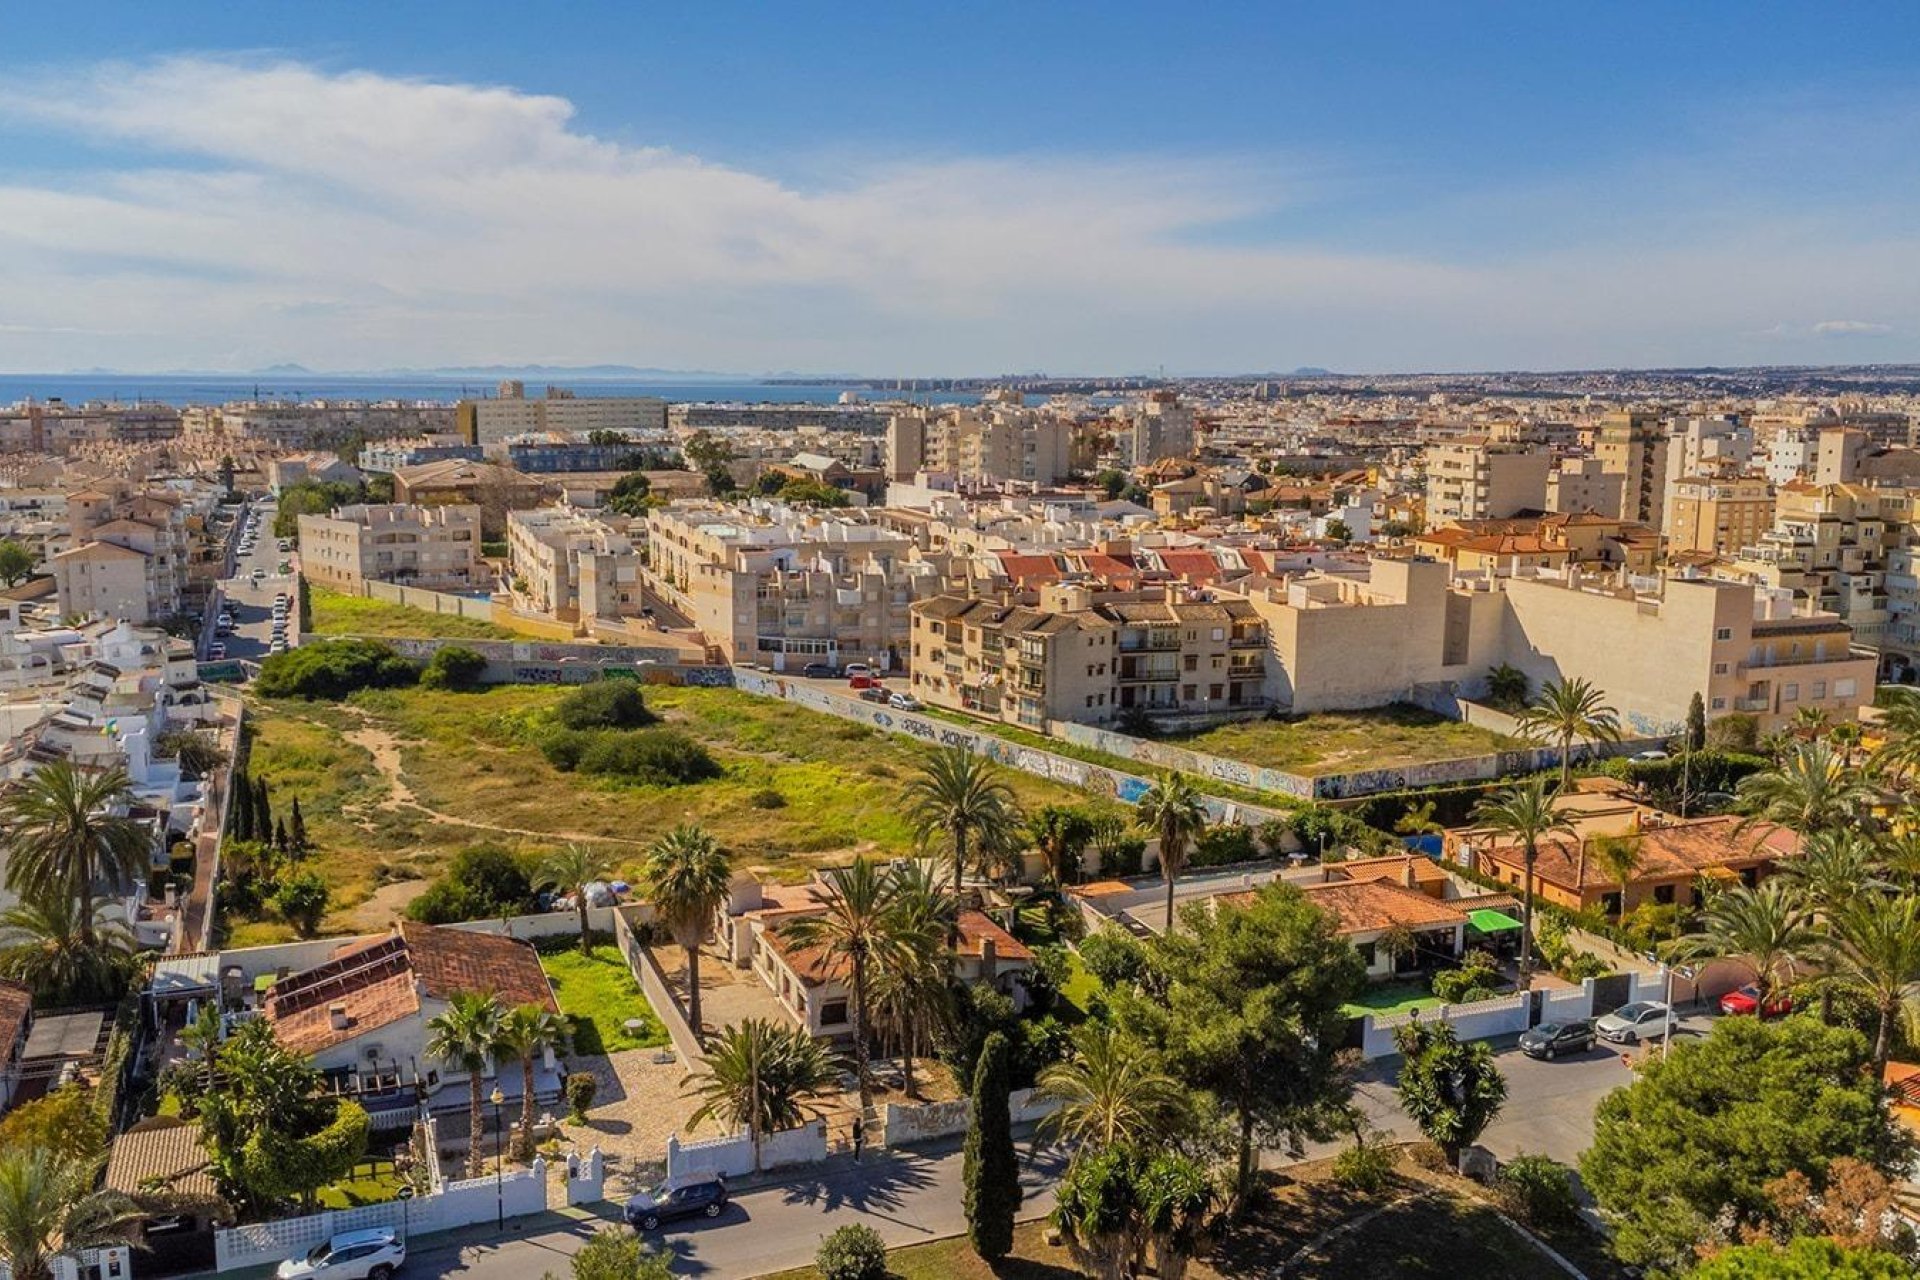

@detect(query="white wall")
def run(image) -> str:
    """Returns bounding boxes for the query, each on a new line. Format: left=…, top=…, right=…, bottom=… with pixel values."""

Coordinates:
left=666, top=1120, right=828, bottom=1181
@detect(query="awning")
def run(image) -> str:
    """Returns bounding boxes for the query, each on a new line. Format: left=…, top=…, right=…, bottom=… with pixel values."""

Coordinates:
left=1468, top=908, right=1523, bottom=933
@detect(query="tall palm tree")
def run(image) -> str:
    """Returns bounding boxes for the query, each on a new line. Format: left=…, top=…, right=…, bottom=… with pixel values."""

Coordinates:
left=639, top=824, right=733, bottom=1037
left=682, top=1018, right=840, bottom=1172
left=1027, top=806, right=1095, bottom=888
left=1819, top=894, right=1920, bottom=1077
left=1134, top=775, right=1208, bottom=935
left=1036, top=1025, right=1190, bottom=1152
left=536, top=843, right=609, bottom=956
left=424, top=991, right=505, bottom=1178
left=1516, top=676, right=1622, bottom=792
left=0, top=763, right=150, bottom=945
left=1870, top=686, right=1920, bottom=782
left=904, top=747, right=1017, bottom=914
left=493, top=1003, right=569, bottom=1161
left=1470, top=777, right=1573, bottom=990
left=0, top=892, right=137, bottom=1006
left=869, top=861, right=953, bottom=1099
left=0, top=1147, right=141, bottom=1280
left=779, top=858, right=908, bottom=1108
left=1776, top=829, right=1883, bottom=922
left=1736, top=740, right=1877, bottom=836
left=1679, top=881, right=1816, bottom=1006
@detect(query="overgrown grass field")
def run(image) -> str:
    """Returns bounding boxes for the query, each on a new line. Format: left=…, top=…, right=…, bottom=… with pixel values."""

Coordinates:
left=307, top=583, right=528, bottom=640
left=1166, top=703, right=1521, bottom=776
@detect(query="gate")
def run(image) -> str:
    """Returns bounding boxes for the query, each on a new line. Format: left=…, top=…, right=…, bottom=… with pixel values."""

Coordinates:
left=1589, top=972, right=1633, bottom=1016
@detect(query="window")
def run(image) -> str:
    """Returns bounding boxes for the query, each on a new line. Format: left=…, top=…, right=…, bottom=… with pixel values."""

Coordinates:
left=1783, top=682, right=1798, bottom=701
left=1712, top=697, right=1727, bottom=710
left=819, top=999, right=849, bottom=1026
left=1812, top=681, right=1826, bottom=699
left=1356, top=942, right=1377, bottom=968
left=1836, top=677, right=1858, bottom=697
left=1713, top=662, right=1728, bottom=675
left=1210, top=684, right=1224, bottom=699
left=1182, top=684, right=1197, bottom=700
left=1211, top=627, right=1225, bottom=641
left=1183, top=653, right=1198, bottom=672
left=1715, top=627, right=1733, bottom=641
left=1654, top=884, right=1676, bottom=906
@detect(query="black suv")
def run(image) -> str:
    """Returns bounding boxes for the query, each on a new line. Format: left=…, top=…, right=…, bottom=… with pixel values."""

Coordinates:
left=800, top=662, right=838, bottom=679
left=1517, top=1019, right=1596, bottom=1060
left=623, top=1175, right=728, bottom=1231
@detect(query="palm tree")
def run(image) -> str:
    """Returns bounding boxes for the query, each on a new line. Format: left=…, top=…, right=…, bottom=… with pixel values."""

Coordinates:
left=1870, top=686, right=1920, bottom=781
left=683, top=1018, right=840, bottom=1172
left=1828, top=721, right=1865, bottom=769
left=1027, top=806, right=1095, bottom=888
left=778, top=858, right=907, bottom=1108
left=0, top=1147, right=141, bottom=1280
left=1036, top=1025, right=1190, bottom=1152
left=639, top=824, right=733, bottom=1036
left=493, top=1003, right=569, bottom=1161
left=0, top=891, right=137, bottom=1006
left=424, top=991, right=505, bottom=1178
left=1516, top=676, right=1622, bottom=792
left=1590, top=833, right=1643, bottom=924
left=536, top=843, right=609, bottom=956
left=1485, top=662, right=1530, bottom=712
left=1819, top=894, right=1920, bottom=1077
left=1791, top=705, right=1831, bottom=739
left=0, top=763, right=150, bottom=945
left=870, top=861, right=953, bottom=1099
left=1875, top=826, right=1920, bottom=890
left=1776, top=829, right=1883, bottom=922
left=1678, top=881, right=1816, bottom=1006
left=1736, top=740, right=1877, bottom=836
left=1470, top=777, right=1573, bottom=990
left=904, top=747, right=1017, bottom=914
left=1134, top=775, right=1208, bottom=934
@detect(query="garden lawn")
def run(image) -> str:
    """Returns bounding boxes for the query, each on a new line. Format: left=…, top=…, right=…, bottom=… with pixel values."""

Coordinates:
left=1056, top=949, right=1103, bottom=1021
left=1165, top=704, right=1521, bottom=777
left=1341, top=979, right=1443, bottom=1018
left=538, top=944, right=667, bottom=1054
left=307, top=583, right=525, bottom=640
left=240, top=682, right=1092, bottom=933
left=313, top=1159, right=409, bottom=1209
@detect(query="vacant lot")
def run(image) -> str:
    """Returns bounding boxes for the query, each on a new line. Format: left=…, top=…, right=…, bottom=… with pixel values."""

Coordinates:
left=1167, top=704, right=1521, bottom=777
left=307, top=583, right=527, bottom=640
left=240, top=682, right=1088, bottom=937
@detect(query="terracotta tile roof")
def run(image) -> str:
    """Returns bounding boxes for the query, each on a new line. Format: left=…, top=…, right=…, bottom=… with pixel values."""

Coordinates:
left=995, top=552, right=1065, bottom=585
left=1331, top=854, right=1451, bottom=893
left=765, top=908, right=1031, bottom=987
left=270, top=970, right=421, bottom=1056
left=956, top=910, right=1032, bottom=964
left=1478, top=816, right=1799, bottom=891
left=1156, top=549, right=1226, bottom=583
left=399, top=921, right=557, bottom=1010
left=106, top=1119, right=221, bottom=1204
left=0, top=981, right=29, bottom=1052
left=1293, top=880, right=1469, bottom=934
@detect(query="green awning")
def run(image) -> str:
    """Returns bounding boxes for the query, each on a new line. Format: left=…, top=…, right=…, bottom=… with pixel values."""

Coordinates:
left=1468, top=909, right=1523, bottom=933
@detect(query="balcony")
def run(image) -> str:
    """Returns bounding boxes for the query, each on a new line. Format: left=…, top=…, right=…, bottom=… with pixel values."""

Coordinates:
left=1117, top=633, right=1180, bottom=653
left=1118, top=662, right=1178, bottom=683
left=1229, top=631, right=1265, bottom=648
left=1734, top=696, right=1772, bottom=713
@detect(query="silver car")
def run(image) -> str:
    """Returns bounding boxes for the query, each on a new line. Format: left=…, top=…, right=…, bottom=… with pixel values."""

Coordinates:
left=1595, top=1000, right=1670, bottom=1045
left=276, top=1229, right=404, bottom=1280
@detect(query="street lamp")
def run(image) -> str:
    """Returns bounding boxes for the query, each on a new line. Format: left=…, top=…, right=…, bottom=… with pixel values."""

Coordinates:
left=1661, top=962, right=1696, bottom=1061
left=490, top=1085, right=505, bottom=1231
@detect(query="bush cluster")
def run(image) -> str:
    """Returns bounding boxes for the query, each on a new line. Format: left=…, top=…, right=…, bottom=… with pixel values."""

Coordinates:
left=541, top=727, right=722, bottom=785
left=815, top=1224, right=888, bottom=1280
left=1430, top=950, right=1500, bottom=1004
left=554, top=680, right=658, bottom=730
left=1190, top=822, right=1259, bottom=867
left=1496, top=1154, right=1580, bottom=1229
left=419, top=645, right=488, bottom=691
left=1332, top=1139, right=1396, bottom=1194
left=255, top=638, right=418, bottom=700
left=406, top=846, right=538, bottom=924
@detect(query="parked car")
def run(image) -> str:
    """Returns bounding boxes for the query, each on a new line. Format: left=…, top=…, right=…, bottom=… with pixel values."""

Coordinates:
left=888, top=692, right=923, bottom=711
left=1630, top=749, right=1670, bottom=762
left=848, top=673, right=882, bottom=690
left=1517, top=1019, right=1596, bottom=1060
left=269, top=639, right=288, bottom=654
left=207, top=642, right=226, bottom=659
left=276, top=1228, right=405, bottom=1280
left=1719, top=984, right=1793, bottom=1018
left=800, top=662, right=838, bottom=679
left=858, top=686, right=889, bottom=703
left=250, top=567, right=266, bottom=580
left=844, top=663, right=873, bottom=678
left=624, top=1174, right=727, bottom=1231
left=1595, top=1001, right=1671, bottom=1045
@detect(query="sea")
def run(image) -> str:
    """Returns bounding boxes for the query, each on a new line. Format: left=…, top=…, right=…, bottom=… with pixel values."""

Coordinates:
left=0, top=374, right=996, bottom=409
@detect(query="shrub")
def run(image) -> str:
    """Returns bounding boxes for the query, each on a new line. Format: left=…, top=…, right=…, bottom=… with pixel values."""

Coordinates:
left=1078, top=929, right=1147, bottom=989
left=1430, top=950, right=1500, bottom=1003
left=815, top=1224, right=888, bottom=1280
left=1556, top=951, right=1616, bottom=983
left=577, top=729, right=721, bottom=785
left=540, top=727, right=594, bottom=771
left=748, top=787, right=787, bottom=809
left=1096, top=832, right=1147, bottom=877
left=564, top=1072, right=598, bottom=1122
left=273, top=870, right=330, bottom=937
left=419, top=645, right=487, bottom=691
left=1496, top=1154, right=1580, bottom=1230
left=406, top=845, right=537, bottom=924
left=1191, top=823, right=1258, bottom=868
left=1332, top=1139, right=1396, bottom=1195
left=555, top=680, right=656, bottom=730
left=254, top=638, right=417, bottom=700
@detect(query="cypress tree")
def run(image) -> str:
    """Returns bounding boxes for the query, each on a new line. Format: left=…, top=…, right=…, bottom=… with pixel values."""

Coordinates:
left=289, top=797, right=308, bottom=858
left=229, top=766, right=252, bottom=842
left=1686, top=691, right=1707, bottom=753
left=254, top=776, right=272, bottom=845
left=963, top=1030, right=1019, bottom=1259
left=274, top=817, right=289, bottom=854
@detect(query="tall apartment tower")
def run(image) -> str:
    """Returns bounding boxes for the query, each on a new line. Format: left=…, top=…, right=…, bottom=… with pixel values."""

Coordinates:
left=1596, top=410, right=1670, bottom=528
left=1423, top=439, right=1551, bottom=524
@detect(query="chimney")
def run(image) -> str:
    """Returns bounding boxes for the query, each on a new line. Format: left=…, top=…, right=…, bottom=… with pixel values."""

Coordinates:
left=329, top=1003, right=349, bottom=1031
left=1402, top=853, right=1418, bottom=890
left=980, top=937, right=997, bottom=983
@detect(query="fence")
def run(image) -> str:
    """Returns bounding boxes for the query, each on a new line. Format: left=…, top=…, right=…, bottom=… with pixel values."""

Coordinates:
left=213, top=1159, right=548, bottom=1271
left=612, top=906, right=703, bottom=1067
left=666, top=1120, right=828, bottom=1181
left=361, top=579, right=498, bottom=623
left=1353, top=974, right=1656, bottom=1060
left=878, top=1087, right=1063, bottom=1147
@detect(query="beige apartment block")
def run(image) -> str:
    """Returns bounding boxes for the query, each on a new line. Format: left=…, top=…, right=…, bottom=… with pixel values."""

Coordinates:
left=885, top=402, right=1073, bottom=486
left=456, top=383, right=667, bottom=445
left=51, top=541, right=157, bottom=623
left=298, top=503, right=483, bottom=593
left=1595, top=410, right=1669, bottom=528
left=1667, top=476, right=1775, bottom=556
left=506, top=507, right=644, bottom=623
left=908, top=583, right=1267, bottom=730
left=1721, top=482, right=1903, bottom=655
left=51, top=484, right=192, bottom=622
left=1546, top=457, right=1624, bottom=516
left=644, top=500, right=939, bottom=671
left=1423, top=440, right=1551, bottom=525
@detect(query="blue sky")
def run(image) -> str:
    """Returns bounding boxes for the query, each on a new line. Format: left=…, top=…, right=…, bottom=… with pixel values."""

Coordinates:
left=0, top=2, right=1916, bottom=374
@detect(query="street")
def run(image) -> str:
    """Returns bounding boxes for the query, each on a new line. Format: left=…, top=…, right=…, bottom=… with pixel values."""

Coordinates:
left=212, top=499, right=296, bottom=662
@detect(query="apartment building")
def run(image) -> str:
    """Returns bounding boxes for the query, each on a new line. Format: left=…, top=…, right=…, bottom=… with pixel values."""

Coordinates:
left=297, top=503, right=483, bottom=593
left=1546, top=457, right=1623, bottom=516
left=456, top=383, right=667, bottom=446
left=49, top=485, right=192, bottom=623
left=1595, top=410, right=1669, bottom=528
left=1721, top=482, right=1899, bottom=655
left=193, top=402, right=452, bottom=446
left=505, top=507, right=644, bottom=623
left=267, top=453, right=363, bottom=495
left=885, top=398, right=1073, bottom=487
left=1667, top=476, right=1775, bottom=556
left=1115, top=391, right=1196, bottom=467
left=644, top=500, right=943, bottom=671
left=390, top=459, right=549, bottom=534
left=1423, top=440, right=1551, bottom=524
left=908, top=582, right=1267, bottom=729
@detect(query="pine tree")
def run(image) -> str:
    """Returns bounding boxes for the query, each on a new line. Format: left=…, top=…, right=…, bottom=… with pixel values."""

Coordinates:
left=963, top=1030, right=1019, bottom=1259
left=254, top=776, right=272, bottom=845
left=230, top=766, right=253, bottom=842
left=289, top=797, right=308, bottom=858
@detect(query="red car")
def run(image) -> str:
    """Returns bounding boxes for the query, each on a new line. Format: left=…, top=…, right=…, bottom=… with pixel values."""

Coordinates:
left=848, top=673, right=883, bottom=690
left=1719, top=984, right=1792, bottom=1018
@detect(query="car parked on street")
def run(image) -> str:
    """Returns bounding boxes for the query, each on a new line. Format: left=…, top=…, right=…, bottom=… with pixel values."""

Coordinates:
left=800, top=662, right=838, bottom=679
left=888, top=692, right=923, bottom=711
left=624, top=1174, right=727, bottom=1231
left=1595, top=1000, right=1671, bottom=1045
left=1517, top=1019, right=1596, bottom=1060
left=276, top=1228, right=404, bottom=1280
left=1719, top=984, right=1793, bottom=1018
left=844, top=663, right=872, bottom=678
left=858, top=686, right=889, bottom=703
left=848, top=673, right=882, bottom=690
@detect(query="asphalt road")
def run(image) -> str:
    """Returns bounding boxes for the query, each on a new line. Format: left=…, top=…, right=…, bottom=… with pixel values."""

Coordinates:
left=212, top=499, right=296, bottom=662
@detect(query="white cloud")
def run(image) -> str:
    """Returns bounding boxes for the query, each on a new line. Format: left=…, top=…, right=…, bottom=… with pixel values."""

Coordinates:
left=0, top=56, right=1915, bottom=372
left=1813, top=320, right=1893, bottom=336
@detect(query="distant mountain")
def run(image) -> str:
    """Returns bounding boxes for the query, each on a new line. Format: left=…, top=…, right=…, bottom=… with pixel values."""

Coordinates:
left=410, top=364, right=746, bottom=381
left=253, top=363, right=314, bottom=375
left=1291, top=366, right=1333, bottom=376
